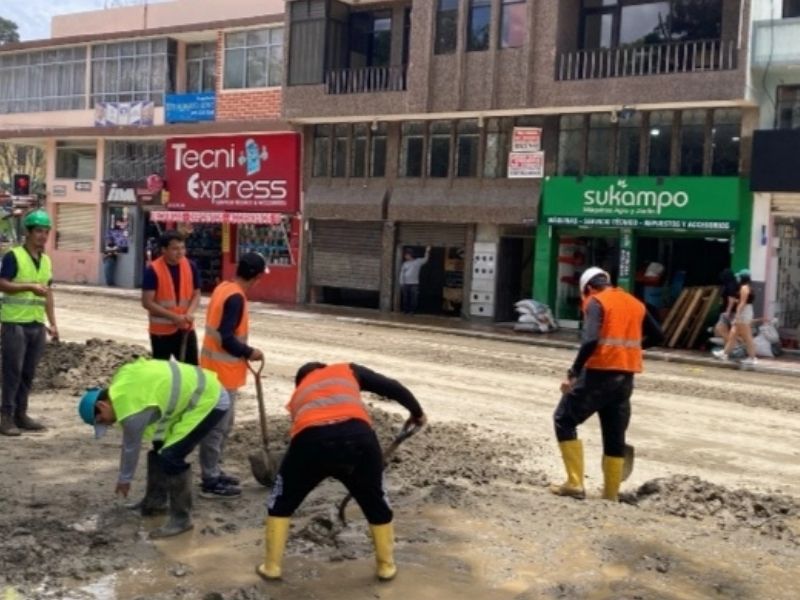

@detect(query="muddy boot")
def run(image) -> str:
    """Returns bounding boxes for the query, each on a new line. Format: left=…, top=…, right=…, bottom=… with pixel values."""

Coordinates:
left=369, top=522, right=397, bottom=581
left=549, top=440, right=586, bottom=499
left=149, top=469, right=194, bottom=539
left=130, top=451, right=168, bottom=516
left=15, top=413, right=46, bottom=431
left=0, top=413, right=21, bottom=437
left=602, top=455, right=625, bottom=502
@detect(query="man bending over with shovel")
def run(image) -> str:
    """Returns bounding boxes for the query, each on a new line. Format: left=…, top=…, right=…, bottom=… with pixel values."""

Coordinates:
left=257, top=362, right=427, bottom=583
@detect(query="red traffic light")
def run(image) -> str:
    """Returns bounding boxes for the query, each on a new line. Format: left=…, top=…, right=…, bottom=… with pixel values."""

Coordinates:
left=13, top=174, right=31, bottom=196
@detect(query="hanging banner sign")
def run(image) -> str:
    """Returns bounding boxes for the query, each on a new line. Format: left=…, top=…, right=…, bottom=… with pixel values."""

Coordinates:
left=511, top=127, right=542, bottom=152
left=151, top=211, right=286, bottom=225
left=508, top=151, right=545, bottom=179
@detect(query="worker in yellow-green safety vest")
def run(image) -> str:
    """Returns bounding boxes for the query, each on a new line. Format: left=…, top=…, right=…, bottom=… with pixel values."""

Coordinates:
left=78, top=358, right=230, bottom=539
left=0, top=209, right=58, bottom=437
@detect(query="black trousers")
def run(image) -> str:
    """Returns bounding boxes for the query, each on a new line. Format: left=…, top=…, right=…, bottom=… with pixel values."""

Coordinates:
left=268, top=419, right=392, bottom=525
left=1, top=323, right=46, bottom=417
left=400, top=284, right=419, bottom=314
left=150, top=329, right=199, bottom=365
left=553, top=370, right=633, bottom=457
left=153, top=407, right=227, bottom=476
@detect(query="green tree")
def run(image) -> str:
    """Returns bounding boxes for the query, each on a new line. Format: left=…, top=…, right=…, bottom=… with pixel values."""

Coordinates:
left=0, top=16, right=20, bottom=45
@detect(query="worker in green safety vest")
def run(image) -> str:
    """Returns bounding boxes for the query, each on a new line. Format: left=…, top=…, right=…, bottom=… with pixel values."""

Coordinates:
left=0, top=209, right=58, bottom=437
left=78, top=358, right=230, bottom=539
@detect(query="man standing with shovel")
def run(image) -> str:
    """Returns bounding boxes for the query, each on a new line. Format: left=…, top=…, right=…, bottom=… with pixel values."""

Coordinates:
left=198, top=252, right=266, bottom=498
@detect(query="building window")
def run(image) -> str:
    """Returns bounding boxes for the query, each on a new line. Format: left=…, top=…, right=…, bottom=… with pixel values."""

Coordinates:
left=104, top=141, right=165, bottom=181
left=350, top=11, right=393, bottom=68
left=587, top=113, right=613, bottom=175
left=371, top=123, right=388, bottom=177
left=224, top=28, right=283, bottom=89
left=785, top=0, right=800, bottom=18
left=400, top=121, right=425, bottom=177
left=647, top=111, right=673, bottom=176
left=711, top=109, right=740, bottom=175
left=312, top=125, right=331, bottom=177
left=679, top=109, right=706, bottom=175
left=467, top=0, right=492, bottom=52
left=332, top=124, right=349, bottom=178
left=352, top=124, right=368, bottom=178
left=777, top=85, right=800, bottom=129
left=91, top=39, right=176, bottom=106
left=500, top=0, right=527, bottom=48
left=0, top=47, right=87, bottom=114
left=186, top=42, right=217, bottom=93
left=616, top=112, right=642, bottom=175
left=56, top=141, right=97, bottom=180
left=484, top=117, right=512, bottom=178
left=435, top=0, right=459, bottom=55
left=429, top=121, right=452, bottom=177
left=557, top=115, right=584, bottom=176
left=456, top=120, right=480, bottom=177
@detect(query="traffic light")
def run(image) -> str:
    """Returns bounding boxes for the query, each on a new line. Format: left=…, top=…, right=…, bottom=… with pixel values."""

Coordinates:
left=13, top=174, right=30, bottom=196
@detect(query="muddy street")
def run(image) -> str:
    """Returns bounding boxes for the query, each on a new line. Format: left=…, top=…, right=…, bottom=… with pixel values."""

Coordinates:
left=1, top=289, right=799, bottom=599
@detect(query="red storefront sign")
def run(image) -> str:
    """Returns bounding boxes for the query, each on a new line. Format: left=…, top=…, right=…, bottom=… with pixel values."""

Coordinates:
left=165, top=133, right=300, bottom=212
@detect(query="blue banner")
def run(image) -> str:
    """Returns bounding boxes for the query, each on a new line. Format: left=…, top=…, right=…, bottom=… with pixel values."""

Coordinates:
left=165, top=92, right=216, bottom=124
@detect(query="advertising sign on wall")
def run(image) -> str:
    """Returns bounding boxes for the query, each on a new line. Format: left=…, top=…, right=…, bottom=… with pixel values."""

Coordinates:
left=165, top=93, right=216, bottom=124
left=508, top=151, right=545, bottom=179
left=95, top=101, right=155, bottom=127
left=511, top=127, right=542, bottom=152
left=165, top=133, right=301, bottom=213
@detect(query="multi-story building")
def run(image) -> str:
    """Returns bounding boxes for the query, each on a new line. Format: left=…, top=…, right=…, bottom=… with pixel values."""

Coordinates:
left=0, top=0, right=300, bottom=303
left=285, top=0, right=755, bottom=324
left=749, top=0, right=800, bottom=344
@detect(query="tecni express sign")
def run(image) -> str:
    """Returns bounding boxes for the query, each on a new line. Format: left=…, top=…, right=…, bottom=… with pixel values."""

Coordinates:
left=165, top=133, right=300, bottom=213
left=543, top=177, right=744, bottom=230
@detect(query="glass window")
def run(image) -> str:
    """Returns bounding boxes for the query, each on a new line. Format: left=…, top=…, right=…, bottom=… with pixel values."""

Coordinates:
left=400, top=121, right=425, bottom=177
left=186, top=42, right=216, bottom=93
left=672, top=0, right=722, bottom=40
left=352, top=124, right=368, bottom=178
left=587, top=113, right=613, bottom=175
left=456, top=120, right=480, bottom=177
left=557, top=115, right=584, bottom=176
left=467, top=0, right=492, bottom=52
left=224, top=27, right=283, bottom=89
left=0, top=47, right=87, bottom=114
left=484, top=117, right=512, bottom=178
left=615, top=112, right=641, bottom=175
left=500, top=0, right=527, bottom=49
left=429, top=121, right=452, bottom=178
left=312, top=125, right=331, bottom=177
left=711, top=109, right=740, bottom=176
left=332, top=124, right=349, bottom=178
left=435, top=0, right=459, bottom=55
left=371, top=12, right=393, bottom=67
left=583, top=12, right=614, bottom=49
left=92, top=38, right=175, bottom=106
left=371, top=123, right=388, bottom=177
left=237, top=217, right=294, bottom=266
left=104, top=140, right=165, bottom=181
left=620, top=2, right=670, bottom=45
left=679, top=109, right=706, bottom=175
left=56, top=141, right=97, bottom=180
left=776, top=85, right=800, bottom=129
left=647, top=111, right=673, bottom=176
left=786, top=0, right=800, bottom=18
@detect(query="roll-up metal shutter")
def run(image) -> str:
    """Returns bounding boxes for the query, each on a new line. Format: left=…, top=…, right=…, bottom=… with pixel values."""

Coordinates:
left=56, top=203, right=95, bottom=251
left=772, top=194, right=800, bottom=215
left=310, top=221, right=382, bottom=291
left=397, top=223, right=467, bottom=247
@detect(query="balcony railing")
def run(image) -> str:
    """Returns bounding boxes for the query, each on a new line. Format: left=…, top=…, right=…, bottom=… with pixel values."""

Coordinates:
left=325, top=65, right=408, bottom=95
left=557, top=39, right=737, bottom=81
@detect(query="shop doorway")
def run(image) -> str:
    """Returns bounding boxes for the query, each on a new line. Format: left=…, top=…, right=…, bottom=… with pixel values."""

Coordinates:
left=398, top=245, right=465, bottom=316
left=179, top=223, right=223, bottom=293
left=555, top=234, right=620, bottom=323
left=495, top=236, right=534, bottom=322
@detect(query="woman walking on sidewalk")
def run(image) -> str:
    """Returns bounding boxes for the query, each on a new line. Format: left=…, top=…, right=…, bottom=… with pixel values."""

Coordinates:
left=714, top=269, right=757, bottom=365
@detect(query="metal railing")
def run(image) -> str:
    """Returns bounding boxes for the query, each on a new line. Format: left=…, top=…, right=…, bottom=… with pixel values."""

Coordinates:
left=557, top=39, right=738, bottom=81
left=325, top=64, right=408, bottom=95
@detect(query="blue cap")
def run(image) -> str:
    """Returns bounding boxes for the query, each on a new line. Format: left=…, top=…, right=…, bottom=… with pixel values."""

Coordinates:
left=78, top=388, right=109, bottom=439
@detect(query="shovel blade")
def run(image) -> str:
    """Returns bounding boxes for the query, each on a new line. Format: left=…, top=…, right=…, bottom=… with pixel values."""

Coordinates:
left=622, top=444, right=635, bottom=481
left=248, top=449, right=282, bottom=487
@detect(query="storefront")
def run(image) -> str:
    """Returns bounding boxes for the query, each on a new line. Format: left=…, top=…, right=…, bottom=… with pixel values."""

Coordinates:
left=535, top=176, right=752, bottom=326
left=163, top=133, right=301, bottom=304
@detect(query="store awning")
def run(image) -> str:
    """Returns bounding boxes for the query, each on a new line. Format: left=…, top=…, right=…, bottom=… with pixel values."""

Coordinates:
left=151, top=211, right=287, bottom=225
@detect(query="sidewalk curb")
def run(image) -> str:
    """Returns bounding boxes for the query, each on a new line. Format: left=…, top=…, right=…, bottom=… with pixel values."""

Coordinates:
left=56, top=284, right=800, bottom=379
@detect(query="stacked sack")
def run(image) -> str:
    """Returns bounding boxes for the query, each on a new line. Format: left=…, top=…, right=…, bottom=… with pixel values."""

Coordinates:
left=514, top=299, right=559, bottom=333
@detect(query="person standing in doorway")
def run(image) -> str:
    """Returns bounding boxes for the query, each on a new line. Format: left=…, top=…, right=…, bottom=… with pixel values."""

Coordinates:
left=141, top=231, right=201, bottom=364
left=0, top=210, right=57, bottom=436
left=103, top=234, right=119, bottom=287
left=399, top=246, right=430, bottom=315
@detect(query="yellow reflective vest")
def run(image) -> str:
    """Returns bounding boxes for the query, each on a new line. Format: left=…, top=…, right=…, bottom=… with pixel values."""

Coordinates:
left=0, top=246, right=52, bottom=324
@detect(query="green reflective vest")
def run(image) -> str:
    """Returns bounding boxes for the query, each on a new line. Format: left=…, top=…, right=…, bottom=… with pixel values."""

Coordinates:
left=0, top=246, right=52, bottom=324
left=109, top=358, right=222, bottom=450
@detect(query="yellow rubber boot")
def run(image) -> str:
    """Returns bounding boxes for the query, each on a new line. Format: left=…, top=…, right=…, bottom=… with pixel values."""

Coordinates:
left=549, top=440, right=585, bottom=499
left=256, top=517, right=290, bottom=581
left=602, top=455, right=625, bottom=501
left=369, top=522, right=397, bottom=581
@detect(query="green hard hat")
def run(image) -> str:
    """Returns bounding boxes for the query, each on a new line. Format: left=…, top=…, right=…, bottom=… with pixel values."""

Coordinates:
left=23, top=209, right=52, bottom=230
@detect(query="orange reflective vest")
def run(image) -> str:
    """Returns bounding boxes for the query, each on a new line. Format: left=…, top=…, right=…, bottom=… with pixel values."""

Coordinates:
left=286, top=363, right=371, bottom=438
left=148, top=257, right=195, bottom=336
left=584, top=287, right=645, bottom=373
left=200, top=281, right=249, bottom=390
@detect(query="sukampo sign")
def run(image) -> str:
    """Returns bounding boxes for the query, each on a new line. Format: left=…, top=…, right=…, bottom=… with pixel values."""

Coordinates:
left=165, top=133, right=300, bottom=213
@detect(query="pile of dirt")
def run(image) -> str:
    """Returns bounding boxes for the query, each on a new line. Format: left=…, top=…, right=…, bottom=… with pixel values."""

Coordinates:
left=34, top=338, right=148, bottom=393
left=623, top=475, right=800, bottom=544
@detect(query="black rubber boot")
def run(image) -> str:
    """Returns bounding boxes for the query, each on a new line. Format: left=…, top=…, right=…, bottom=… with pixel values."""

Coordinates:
left=131, top=451, right=169, bottom=516
left=14, top=413, right=46, bottom=431
left=150, top=469, right=194, bottom=539
left=0, top=413, right=21, bottom=437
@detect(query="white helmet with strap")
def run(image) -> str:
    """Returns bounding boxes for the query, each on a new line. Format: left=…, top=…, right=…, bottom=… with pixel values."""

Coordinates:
left=579, top=267, right=610, bottom=295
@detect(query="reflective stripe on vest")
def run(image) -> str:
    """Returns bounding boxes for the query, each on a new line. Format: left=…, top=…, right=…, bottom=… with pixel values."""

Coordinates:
left=0, top=246, right=51, bottom=324
left=152, top=362, right=209, bottom=442
left=596, top=337, right=642, bottom=349
left=199, top=281, right=249, bottom=389
left=148, top=257, right=195, bottom=336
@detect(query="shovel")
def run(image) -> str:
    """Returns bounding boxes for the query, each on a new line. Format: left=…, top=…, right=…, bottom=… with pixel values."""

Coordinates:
left=178, top=329, right=189, bottom=363
left=337, top=420, right=422, bottom=525
left=247, top=360, right=282, bottom=486
left=622, top=444, right=635, bottom=481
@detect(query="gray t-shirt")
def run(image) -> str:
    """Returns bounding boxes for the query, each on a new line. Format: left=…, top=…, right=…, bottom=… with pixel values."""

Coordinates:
left=399, top=256, right=429, bottom=285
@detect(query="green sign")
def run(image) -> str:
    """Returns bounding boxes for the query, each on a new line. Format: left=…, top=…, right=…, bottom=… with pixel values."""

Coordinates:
left=543, top=176, right=744, bottom=229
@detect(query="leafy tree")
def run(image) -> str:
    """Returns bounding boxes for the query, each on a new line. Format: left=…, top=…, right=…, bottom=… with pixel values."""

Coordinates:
left=0, top=16, right=20, bottom=45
